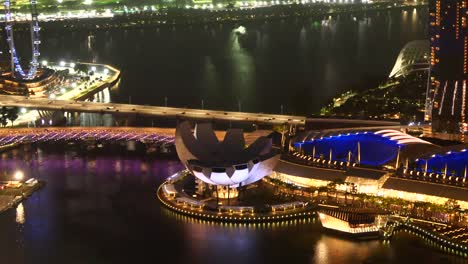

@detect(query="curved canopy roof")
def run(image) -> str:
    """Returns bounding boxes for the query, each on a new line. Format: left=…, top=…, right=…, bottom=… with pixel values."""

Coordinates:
left=294, top=129, right=437, bottom=167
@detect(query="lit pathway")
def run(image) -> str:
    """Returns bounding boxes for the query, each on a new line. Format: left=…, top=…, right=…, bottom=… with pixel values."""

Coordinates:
left=0, top=127, right=176, bottom=146
left=0, top=127, right=272, bottom=147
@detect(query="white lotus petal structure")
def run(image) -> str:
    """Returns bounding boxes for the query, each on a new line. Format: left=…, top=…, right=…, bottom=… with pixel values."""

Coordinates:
left=175, top=121, right=280, bottom=187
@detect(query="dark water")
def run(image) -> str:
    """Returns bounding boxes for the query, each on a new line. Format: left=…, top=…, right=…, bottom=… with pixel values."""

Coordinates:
left=10, top=7, right=428, bottom=115
left=0, top=146, right=466, bottom=264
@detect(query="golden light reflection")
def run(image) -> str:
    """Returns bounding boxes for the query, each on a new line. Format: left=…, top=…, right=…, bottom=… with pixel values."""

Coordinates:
left=16, top=203, right=25, bottom=224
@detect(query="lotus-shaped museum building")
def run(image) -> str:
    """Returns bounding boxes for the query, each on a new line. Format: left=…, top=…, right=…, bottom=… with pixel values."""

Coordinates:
left=175, top=121, right=280, bottom=187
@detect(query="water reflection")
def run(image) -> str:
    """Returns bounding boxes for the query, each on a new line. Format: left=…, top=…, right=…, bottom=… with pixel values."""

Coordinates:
left=229, top=27, right=255, bottom=110
left=16, top=203, right=25, bottom=224
left=2, top=8, right=426, bottom=114
left=78, top=87, right=115, bottom=126
left=0, top=147, right=465, bottom=263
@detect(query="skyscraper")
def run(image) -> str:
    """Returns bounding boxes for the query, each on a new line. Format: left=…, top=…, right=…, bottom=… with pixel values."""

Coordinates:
left=429, top=0, right=468, bottom=133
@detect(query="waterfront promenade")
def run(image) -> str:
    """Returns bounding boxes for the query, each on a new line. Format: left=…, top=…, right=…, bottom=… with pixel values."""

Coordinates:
left=15, top=62, right=121, bottom=126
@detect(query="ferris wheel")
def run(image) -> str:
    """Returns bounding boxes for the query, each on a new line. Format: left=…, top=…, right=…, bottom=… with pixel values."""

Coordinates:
left=3, top=0, right=41, bottom=80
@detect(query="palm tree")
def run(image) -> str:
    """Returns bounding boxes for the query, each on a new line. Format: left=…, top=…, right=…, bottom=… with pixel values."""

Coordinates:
left=7, top=107, right=18, bottom=127
left=318, top=186, right=328, bottom=198
left=74, top=63, right=89, bottom=75
left=332, top=178, right=345, bottom=202
left=0, top=107, right=8, bottom=127
left=326, top=182, right=335, bottom=201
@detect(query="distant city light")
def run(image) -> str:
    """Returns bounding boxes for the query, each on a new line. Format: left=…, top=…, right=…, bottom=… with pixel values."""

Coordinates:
left=20, top=108, right=27, bottom=114
left=91, top=66, right=97, bottom=72
left=70, top=62, right=76, bottom=68
left=103, top=69, right=109, bottom=75
left=59, top=61, right=66, bottom=67
left=41, top=60, right=48, bottom=66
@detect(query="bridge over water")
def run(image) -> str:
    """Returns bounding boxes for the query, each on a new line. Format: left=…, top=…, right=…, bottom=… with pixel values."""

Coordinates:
left=0, top=95, right=306, bottom=126
left=0, top=127, right=176, bottom=148
left=0, top=127, right=273, bottom=149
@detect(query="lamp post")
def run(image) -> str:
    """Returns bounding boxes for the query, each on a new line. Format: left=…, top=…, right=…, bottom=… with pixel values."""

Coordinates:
left=357, top=141, right=361, bottom=164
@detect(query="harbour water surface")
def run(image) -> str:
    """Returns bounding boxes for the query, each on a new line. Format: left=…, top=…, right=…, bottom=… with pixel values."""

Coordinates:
left=0, top=146, right=466, bottom=264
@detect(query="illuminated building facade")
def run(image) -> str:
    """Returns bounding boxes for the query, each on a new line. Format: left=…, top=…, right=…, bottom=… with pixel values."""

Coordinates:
left=318, top=207, right=388, bottom=236
left=430, top=0, right=468, bottom=133
left=277, top=128, right=468, bottom=209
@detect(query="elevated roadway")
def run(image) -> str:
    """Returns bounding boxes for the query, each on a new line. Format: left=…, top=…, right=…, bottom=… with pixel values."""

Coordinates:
left=0, top=95, right=306, bottom=125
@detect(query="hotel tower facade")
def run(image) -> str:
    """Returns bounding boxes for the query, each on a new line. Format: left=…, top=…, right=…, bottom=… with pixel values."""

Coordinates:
left=430, top=0, right=468, bottom=133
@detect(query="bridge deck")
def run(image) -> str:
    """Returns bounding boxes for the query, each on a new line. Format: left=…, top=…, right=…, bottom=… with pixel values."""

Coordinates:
left=0, top=95, right=306, bottom=125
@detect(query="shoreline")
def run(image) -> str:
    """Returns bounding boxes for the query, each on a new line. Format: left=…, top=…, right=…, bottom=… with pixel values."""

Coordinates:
left=3, top=3, right=428, bottom=32
left=158, top=175, right=468, bottom=257
left=0, top=180, right=44, bottom=214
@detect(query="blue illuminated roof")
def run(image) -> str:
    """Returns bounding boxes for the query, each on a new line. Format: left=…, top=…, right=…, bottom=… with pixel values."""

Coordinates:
left=416, top=148, right=468, bottom=177
left=294, top=130, right=432, bottom=167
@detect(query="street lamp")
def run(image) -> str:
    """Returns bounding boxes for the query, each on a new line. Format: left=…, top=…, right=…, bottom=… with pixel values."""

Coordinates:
left=14, top=171, right=24, bottom=181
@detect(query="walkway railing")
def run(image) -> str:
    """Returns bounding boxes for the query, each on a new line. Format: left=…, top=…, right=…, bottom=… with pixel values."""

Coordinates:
left=0, top=127, right=175, bottom=147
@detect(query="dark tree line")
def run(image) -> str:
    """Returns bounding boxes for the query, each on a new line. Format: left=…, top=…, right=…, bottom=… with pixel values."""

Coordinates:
left=0, top=107, right=19, bottom=127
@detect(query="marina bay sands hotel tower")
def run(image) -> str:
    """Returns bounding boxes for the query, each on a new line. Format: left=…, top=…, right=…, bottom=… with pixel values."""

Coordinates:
left=429, top=0, right=468, bottom=134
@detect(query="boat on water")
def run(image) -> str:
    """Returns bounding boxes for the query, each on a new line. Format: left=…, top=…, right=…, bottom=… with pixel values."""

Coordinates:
left=317, top=205, right=389, bottom=240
